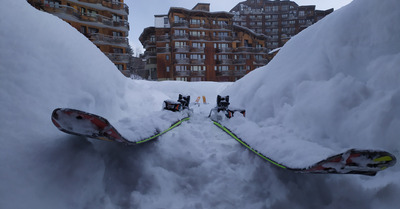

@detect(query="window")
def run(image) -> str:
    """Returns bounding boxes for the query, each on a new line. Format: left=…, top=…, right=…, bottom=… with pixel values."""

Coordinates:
left=112, top=14, right=122, bottom=22
left=192, top=42, right=205, bottom=48
left=164, top=17, right=169, bottom=24
left=116, top=64, right=123, bottom=71
left=190, top=66, right=205, bottom=71
left=190, top=54, right=205, bottom=59
left=176, top=77, right=188, bottom=81
left=214, top=43, right=229, bottom=48
left=175, top=54, right=187, bottom=59
left=113, top=31, right=123, bottom=37
left=166, top=55, right=170, bottom=60
left=166, top=66, right=170, bottom=72
left=175, top=42, right=187, bottom=47
left=88, top=27, right=99, bottom=34
left=174, top=29, right=186, bottom=35
left=299, top=11, right=305, bottom=17
left=217, top=66, right=229, bottom=71
left=176, top=66, right=187, bottom=71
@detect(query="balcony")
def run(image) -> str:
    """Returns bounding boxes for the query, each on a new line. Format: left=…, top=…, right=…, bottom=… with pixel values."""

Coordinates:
left=172, top=21, right=189, bottom=28
left=174, top=46, right=190, bottom=52
left=233, top=70, right=247, bottom=76
left=236, top=47, right=253, bottom=53
left=45, top=4, right=129, bottom=30
left=175, top=59, right=190, bottom=64
left=216, top=48, right=233, bottom=53
left=191, top=71, right=206, bottom=76
left=105, top=53, right=130, bottom=63
left=89, top=33, right=128, bottom=47
left=189, top=35, right=209, bottom=41
left=216, top=59, right=233, bottom=65
left=233, top=59, right=246, bottom=65
left=157, top=35, right=170, bottom=42
left=212, top=36, right=233, bottom=42
left=172, top=34, right=189, bottom=40
left=189, top=23, right=210, bottom=29
left=190, top=47, right=205, bottom=53
left=216, top=70, right=233, bottom=76
left=100, top=0, right=129, bottom=14
left=254, top=59, right=269, bottom=65
left=190, top=59, right=205, bottom=65
left=175, top=71, right=191, bottom=76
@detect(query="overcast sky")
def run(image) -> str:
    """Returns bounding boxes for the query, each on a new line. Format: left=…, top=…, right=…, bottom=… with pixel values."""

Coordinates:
left=125, top=0, right=353, bottom=54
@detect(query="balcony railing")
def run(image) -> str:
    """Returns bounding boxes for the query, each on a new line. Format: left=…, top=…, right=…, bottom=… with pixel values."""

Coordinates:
left=233, top=59, right=246, bottom=65
left=89, top=33, right=128, bottom=46
left=157, top=35, right=170, bottom=42
left=41, top=4, right=129, bottom=30
left=174, top=46, right=190, bottom=52
left=190, top=59, right=205, bottom=65
left=172, top=21, right=189, bottom=27
left=254, top=59, right=269, bottom=65
left=175, top=59, right=190, bottom=64
left=172, top=34, right=189, bottom=40
left=175, top=71, right=191, bottom=76
left=212, top=36, right=233, bottom=41
left=105, top=53, right=130, bottom=63
left=189, top=35, right=209, bottom=41
left=191, top=71, right=206, bottom=76
left=233, top=70, right=247, bottom=76
left=216, top=59, right=233, bottom=65
left=216, top=70, right=233, bottom=76
left=216, top=48, right=233, bottom=53
left=190, top=47, right=205, bottom=53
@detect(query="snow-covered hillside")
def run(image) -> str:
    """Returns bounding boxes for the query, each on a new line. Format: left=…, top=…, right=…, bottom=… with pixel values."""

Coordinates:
left=1, top=0, right=399, bottom=208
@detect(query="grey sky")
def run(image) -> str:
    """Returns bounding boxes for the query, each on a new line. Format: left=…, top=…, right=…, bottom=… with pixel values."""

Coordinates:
left=125, top=0, right=353, bottom=54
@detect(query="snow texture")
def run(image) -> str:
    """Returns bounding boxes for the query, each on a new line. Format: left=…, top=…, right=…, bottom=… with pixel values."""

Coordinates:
left=1, top=0, right=400, bottom=208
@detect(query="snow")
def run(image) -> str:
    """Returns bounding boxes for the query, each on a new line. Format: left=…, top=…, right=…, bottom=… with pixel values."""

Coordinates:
left=1, top=0, right=400, bottom=208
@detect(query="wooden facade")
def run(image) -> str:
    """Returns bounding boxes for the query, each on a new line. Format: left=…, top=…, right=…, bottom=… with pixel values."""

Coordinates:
left=230, top=0, right=333, bottom=51
left=139, top=3, right=270, bottom=82
left=27, top=0, right=131, bottom=76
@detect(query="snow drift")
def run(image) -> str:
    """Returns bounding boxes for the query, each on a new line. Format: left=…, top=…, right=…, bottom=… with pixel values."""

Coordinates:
left=1, top=0, right=400, bottom=208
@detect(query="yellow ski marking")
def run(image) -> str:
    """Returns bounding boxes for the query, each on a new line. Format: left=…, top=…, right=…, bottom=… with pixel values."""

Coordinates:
left=373, top=156, right=392, bottom=162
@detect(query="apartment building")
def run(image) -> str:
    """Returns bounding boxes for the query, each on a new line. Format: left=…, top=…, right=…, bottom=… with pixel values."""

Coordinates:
left=230, top=0, right=333, bottom=51
left=27, top=0, right=131, bottom=76
left=139, top=3, right=269, bottom=82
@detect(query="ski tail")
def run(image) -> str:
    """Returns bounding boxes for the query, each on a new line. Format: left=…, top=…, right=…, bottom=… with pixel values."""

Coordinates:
left=213, top=120, right=397, bottom=175
left=52, top=108, right=189, bottom=145
left=298, top=149, right=397, bottom=176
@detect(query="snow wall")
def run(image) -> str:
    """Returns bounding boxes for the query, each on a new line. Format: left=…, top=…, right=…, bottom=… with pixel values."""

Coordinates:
left=225, top=0, right=400, bottom=152
left=1, top=0, right=400, bottom=208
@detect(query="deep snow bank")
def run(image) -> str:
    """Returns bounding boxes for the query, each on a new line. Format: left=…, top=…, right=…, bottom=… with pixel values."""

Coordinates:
left=225, top=0, right=400, bottom=153
left=1, top=0, right=400, bottom=208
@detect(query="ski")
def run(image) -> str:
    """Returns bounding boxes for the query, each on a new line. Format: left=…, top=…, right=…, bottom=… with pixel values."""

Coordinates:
left=51, top=108, right=189, bottom=146
left=213, top=120, right=396, bottom=176
left=210, top=95, right=396, bottom=176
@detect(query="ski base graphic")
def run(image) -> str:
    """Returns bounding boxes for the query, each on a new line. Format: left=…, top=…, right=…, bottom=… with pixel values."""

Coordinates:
left=51, top=108, right=189, bottom=146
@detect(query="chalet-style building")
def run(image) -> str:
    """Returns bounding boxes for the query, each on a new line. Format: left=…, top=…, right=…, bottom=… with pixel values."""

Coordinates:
left=27, top=0, right=131, bottom=76
left=230, top=0, right=333, bottom=51
left=140, top=3, right=270, bottom=82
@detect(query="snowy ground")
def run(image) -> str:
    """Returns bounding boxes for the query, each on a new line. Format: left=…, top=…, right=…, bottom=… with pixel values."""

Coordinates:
left=1, top=0, right=400, bottom=208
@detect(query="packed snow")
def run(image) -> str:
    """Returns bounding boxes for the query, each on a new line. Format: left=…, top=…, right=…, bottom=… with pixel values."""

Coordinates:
left=1, top=0, right=400, bottom=208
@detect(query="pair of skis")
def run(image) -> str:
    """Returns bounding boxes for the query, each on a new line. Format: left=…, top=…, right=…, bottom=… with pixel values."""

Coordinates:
left=51, top=96, right=396, bottom=176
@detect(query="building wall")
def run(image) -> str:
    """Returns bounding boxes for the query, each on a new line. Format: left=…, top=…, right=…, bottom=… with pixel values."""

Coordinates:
left=27, top=0, right=131, bottom=76
left=230, top=0, right=333, bottom=51
left=140, top=4, right=270, bottom=82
